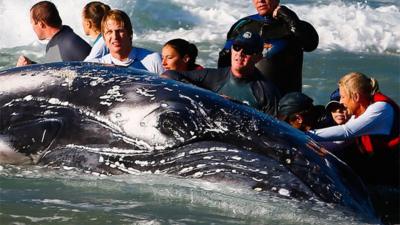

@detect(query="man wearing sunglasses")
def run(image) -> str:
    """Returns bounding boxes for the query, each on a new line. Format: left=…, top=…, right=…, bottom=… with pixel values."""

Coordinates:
left=162, top=31, right=281, bottom=116
left=218, top=0, right=318, bottom=97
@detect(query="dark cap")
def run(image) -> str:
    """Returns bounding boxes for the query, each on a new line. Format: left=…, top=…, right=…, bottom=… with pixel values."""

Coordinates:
left=278, top=92, right=314, bottom=117
left=233, top=31, right=264, bottom=54
left=325, top=88, right=341, bottom=110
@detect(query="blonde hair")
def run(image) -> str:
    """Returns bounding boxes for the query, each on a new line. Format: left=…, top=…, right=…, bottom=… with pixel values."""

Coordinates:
left=338, top=72, right=380, bottom=100
left=101, top=9, right=133, bottom=38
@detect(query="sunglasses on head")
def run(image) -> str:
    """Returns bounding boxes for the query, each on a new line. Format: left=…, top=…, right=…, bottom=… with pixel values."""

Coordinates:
left=232, top=44, right=256, bottom=55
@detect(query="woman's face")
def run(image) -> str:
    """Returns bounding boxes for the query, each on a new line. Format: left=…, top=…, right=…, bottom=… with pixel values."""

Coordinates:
left=330, top=104, right=349, bottom=125
left=161, top=45, right=188, bottom=71
left=339, top=87, right=358, bottom=116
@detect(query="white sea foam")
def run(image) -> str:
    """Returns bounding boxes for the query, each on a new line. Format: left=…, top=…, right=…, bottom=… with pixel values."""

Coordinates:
left=1, top=0, right=398, bottom=55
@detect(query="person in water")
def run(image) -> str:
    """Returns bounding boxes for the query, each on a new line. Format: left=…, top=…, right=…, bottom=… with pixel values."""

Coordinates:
left=16, top=1, right=91, bottom=66
left=308, top=72, right=399, bottom=186
left=277, top=92, right=325, bottom=131
left=162, top=31, right=281, bottom=116
left=218, top=0, right=319, bottom=96
left=88, top=9, right=164, bottom=74
left=162, top=38, right=203, bottom=71
left=82, top=1, right=110, bottom=61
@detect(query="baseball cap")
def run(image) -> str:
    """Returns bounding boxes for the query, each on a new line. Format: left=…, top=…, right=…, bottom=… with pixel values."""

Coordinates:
left=232, top=31, right=264, bottom=54
left=278, top=92, right=314, bottom=118
left=325, top=89, right=342, bottom=111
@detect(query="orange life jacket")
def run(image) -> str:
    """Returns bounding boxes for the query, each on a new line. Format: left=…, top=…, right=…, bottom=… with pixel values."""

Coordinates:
left=358, top=92, right=400, bottom=154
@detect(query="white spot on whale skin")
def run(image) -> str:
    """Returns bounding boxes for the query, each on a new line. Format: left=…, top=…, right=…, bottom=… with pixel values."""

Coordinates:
left=98, top=156, right=104, bottom=163
left=278, top=188, right=290, bottom=197
left=231, top=156, right=242, bottom=161
left=163, top=87, right=173, bottom=92
left=100, top=101, right=112, bottom=106
left=24, top=95, right=33, bottom=101
left=135, top=160, right=149, bottom=167
left=179, top=167, right=194, bottom=174
left=62, top=166, right=75, bottom=171
left=254, top=187, right=263, bottom=192
left=193, top=172, right=204, bottom=178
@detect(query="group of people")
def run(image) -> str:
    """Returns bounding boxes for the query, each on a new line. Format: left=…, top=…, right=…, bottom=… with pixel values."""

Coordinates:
left=16, top=1, right=398, bottom=187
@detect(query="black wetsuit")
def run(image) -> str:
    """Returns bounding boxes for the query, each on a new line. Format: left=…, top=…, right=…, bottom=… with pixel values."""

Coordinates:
left=218, top=6, right=319, bottom=96
left=44, top=25, right=91, bottom=62
left=163, top=67, right=281, bottom=116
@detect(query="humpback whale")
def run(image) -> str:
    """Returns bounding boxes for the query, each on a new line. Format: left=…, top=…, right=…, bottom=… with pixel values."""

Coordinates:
left=0, top=62, right=377, bottom=221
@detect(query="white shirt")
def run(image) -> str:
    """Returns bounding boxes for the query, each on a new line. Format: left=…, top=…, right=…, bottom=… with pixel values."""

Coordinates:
left=84, top=34, right=109, bottom=61
left=308, top=101, right=394, bottom=142
left=88, top=47, right=164, bottom=74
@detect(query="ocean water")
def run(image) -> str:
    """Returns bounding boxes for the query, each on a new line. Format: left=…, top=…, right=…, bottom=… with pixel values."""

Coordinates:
left=0, top=0, right=399, bottom=224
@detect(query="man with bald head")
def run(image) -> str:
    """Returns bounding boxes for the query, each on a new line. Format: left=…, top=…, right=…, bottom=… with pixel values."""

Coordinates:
left=218, top=0, right=319, bottom=96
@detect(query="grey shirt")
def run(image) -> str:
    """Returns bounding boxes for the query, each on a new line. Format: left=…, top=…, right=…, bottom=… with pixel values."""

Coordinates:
left=45, top=25, right=91, bottom=62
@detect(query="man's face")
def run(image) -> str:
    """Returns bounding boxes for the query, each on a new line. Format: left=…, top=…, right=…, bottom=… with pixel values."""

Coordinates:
left=103, top=19, right=131, bottom=56
left=252, top=0, right=279, bottom=16
left=231, top=44, right=260, bottom=74
left=30, top=12, right=45, bottom=40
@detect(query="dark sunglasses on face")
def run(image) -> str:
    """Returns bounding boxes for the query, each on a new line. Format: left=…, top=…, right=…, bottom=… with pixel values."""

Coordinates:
left=232, top=44, right=256, bottom=55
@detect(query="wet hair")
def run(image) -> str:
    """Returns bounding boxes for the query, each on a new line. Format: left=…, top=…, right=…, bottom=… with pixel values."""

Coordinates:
left=338, top=72, right=380, bottom=100
left=82, top=2, right=111, bottom=32
left=30, top=1, right=62, bottom=28
left=164, top=38, right=199, bottom=70
left=101, top=9, right=133, bottom=39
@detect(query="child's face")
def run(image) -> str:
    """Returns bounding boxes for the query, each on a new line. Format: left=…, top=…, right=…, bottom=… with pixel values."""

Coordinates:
left=330, top=104, right=349, bottom=125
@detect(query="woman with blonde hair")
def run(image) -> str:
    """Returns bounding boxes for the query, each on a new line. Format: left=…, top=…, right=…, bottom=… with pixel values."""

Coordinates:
left=308, top=72, right=399, bottom=186
left=82, top=1, right=110, bottom=61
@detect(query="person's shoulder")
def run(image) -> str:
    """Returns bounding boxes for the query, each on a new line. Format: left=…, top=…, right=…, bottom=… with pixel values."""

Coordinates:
left=61, top=26, right=88, bottom=42
left=132, top=47, right=159, bottom=59
left=132, top=46, right=154, bottom=54
left=247, top=13, right=263, bottom=21
left=369, top=101, right=394, bottom=113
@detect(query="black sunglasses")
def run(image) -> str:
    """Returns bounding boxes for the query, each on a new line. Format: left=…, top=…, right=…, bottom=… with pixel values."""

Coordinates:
left=232, top=44, right=256, bottom=55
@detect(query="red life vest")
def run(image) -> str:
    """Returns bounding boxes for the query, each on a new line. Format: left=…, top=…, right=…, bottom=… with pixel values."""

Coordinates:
left=358, top=92, right=400, bottom=154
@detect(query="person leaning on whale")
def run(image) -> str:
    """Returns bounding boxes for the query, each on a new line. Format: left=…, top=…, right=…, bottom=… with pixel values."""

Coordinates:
left=16, top=1, right=91, bottom=66
left=162, top=31, right=281, bottom=116
left=86, top=9, right=164, bottom=74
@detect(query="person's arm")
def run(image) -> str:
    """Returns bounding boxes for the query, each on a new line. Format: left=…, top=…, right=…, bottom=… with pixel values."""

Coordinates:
left=16, top=55, right=36, bottom=67
left=253, top=80, right=281, bottom=116
left=162, top=69, right=208, bottom=85
left=275, top=6, right=319, bottom=52
left=142, top=52, right=165, bottom=75
left=308, top=102, right=394, bottom=141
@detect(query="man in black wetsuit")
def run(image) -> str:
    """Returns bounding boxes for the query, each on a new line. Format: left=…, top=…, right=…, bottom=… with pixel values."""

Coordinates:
left=16, top=1, right=91, bottom=66
left=218, top=0, right=319, bottom=96
left=162, top=31, right=281, bottom=116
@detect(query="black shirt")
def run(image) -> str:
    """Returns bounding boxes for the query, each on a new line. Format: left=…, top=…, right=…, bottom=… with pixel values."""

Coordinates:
left=163, top=67, right=281, bottom=116
left=218, top=6, right=319, bottom=96
left=45, top=25, right=91, bottom=62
